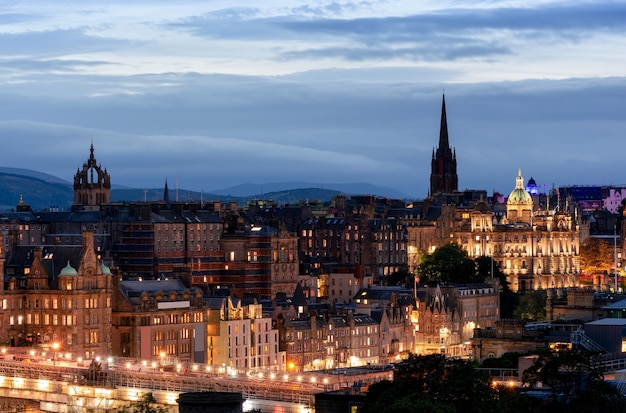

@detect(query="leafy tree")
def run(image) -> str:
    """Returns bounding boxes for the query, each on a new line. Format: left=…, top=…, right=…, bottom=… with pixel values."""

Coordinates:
left=475, top=256, right=516, bottom=318
left=117, top=393, right=168, bottom=413
left=362, top=379, right=455, bottom=413
left=569, top=379, right=626, bottom=413
left=480, top=352, right=523, bottom=369
left=417, top=243, right=480, bottom=283
left=513, top=290, right=546, bottom=321
left=521, top=349, right=626, bottom=411
left=580, top=238, right=613, bottom=274
left=386, top=269, right=413, bottom=287
left=361, top=353, right=503, bottom=413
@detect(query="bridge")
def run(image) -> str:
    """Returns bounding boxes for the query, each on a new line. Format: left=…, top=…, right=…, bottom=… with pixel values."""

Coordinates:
left=0, top=357, right=391, bottom=413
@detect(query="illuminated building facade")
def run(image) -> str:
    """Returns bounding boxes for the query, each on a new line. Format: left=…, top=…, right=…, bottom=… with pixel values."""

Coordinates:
left=406, top=170, right=580, bottom=292
left=0, top=230, right=113, bottom=359
left=205, top=296, right=285, bottom=370
left=111, top=278, right=206, bottom=363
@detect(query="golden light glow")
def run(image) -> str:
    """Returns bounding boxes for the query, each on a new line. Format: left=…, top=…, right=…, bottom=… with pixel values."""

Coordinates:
left=95, top=388, right=113, bottom=398
left=166, top=393, right=178, bottom=404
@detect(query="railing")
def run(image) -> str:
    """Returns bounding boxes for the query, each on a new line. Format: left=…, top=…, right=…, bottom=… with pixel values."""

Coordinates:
left=0, top=360, right=320, bottom=410
left=592, top=352, right=626, bottom=373
left=570, top=327, right=606, bottom=353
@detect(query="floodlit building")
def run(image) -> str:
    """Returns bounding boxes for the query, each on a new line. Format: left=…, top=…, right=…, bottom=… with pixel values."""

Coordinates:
left=0, top=230, right=113, bottom=359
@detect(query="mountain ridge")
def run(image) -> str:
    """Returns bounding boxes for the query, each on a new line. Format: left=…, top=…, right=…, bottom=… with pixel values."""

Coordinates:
left=209, top=181, right=410, bottom=199
left=0, top=168, right=413, bottom=211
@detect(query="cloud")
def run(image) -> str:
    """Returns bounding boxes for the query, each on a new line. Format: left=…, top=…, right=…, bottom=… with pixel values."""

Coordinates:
left=167, top=2, right=626, bottom=64
left=0, top=1, right=623, bottom=200
left=0, top=72, right=624, bottom=198
left=0, top=28, right=131, bottom=57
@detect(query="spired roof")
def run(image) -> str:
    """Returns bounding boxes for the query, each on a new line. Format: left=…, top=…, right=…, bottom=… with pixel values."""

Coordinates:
left=507, top=169, right=533, bottom=205
left=59, top=261, right=78, bottom=276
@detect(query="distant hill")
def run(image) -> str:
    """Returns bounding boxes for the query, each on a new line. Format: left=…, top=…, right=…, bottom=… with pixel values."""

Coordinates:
left=210, top=182, right=410, bottom=199
left=1, top=168, right=403, bottom=211
left=0, top=167, right=71, bottom=185
left=0, top=172, right=73, bottom=211
left=111, top=187, right=342, bottom=205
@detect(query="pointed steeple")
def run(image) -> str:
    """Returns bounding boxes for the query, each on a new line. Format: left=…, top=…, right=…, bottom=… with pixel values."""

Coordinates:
left=439, top=94, right=449, bottom=150
left=429, top=94, right=458, bottom=197
left=163, top=179, right=170, bottom=203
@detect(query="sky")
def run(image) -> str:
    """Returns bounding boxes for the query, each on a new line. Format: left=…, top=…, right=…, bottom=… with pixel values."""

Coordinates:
left=0, top=0, right=625, bottom=199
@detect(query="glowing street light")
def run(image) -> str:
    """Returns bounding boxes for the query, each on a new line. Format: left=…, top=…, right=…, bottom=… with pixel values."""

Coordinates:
left=52, top=342, right=60, bottom=367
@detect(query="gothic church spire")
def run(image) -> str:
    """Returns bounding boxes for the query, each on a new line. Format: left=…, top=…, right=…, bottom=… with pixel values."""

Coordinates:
left=429, top=94, right=458, bottom=197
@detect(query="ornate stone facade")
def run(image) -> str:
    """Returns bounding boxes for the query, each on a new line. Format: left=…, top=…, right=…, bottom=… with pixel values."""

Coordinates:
left=73, top=143, right=111, bottom=210
left=0, top=230, right=113, bottom=359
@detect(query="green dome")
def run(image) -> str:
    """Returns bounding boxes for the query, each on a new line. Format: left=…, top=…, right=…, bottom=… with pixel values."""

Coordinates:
left=101, top=263, right=112, bottom=275
left=507, top=169, right=533, bottom=205
left=59, top=261, right=78, bottom=276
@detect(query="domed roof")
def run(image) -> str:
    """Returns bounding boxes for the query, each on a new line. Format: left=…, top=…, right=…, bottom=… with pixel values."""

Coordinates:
left=507, top=169, right=533, bottom=205
left=101, top=263, right=112, bottom=275
left=59, top=261, right=78, bottom=276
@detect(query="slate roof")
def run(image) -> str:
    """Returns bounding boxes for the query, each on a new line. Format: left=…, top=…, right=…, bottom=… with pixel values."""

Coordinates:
left=119, top=278, right=195, bottom=305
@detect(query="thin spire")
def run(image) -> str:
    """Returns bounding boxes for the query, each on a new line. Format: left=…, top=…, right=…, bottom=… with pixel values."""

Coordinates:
left=439, top=94, right=449, bottom=149
left=163, top=179, right=170, bottom=203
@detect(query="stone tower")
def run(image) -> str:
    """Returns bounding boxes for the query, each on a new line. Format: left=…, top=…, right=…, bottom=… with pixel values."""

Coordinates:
left=73, top=143, right=111, bottom=210
left=429, top=94, right=458, bottom=197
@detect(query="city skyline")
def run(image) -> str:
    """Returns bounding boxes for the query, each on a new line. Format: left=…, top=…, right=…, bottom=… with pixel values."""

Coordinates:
left=0, top=1, right=624, bottom=198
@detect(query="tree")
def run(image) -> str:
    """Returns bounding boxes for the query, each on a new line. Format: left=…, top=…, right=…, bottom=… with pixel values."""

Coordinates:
left=521, top=349, right=626, bottom=411
left=475, top=256, right=516, bottom=318
left=361, top=353, right=503, bottom=413
left=386, top=269, right=413, bottom=287
left=417, top=243, right=481, bottom=284
left=513, top=290, right=546, bottom=321
left=480, top=351, right=523, bottom=369
left=117, top=393, right=168, bottom=413
left=580, top=238, right=613, bottom=274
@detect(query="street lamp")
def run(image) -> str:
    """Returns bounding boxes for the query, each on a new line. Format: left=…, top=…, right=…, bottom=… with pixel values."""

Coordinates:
left=52, top=342, right=60, bottom=367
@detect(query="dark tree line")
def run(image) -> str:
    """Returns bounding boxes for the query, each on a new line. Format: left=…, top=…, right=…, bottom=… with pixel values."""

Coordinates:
left=360, top=351, right=626, bottom=413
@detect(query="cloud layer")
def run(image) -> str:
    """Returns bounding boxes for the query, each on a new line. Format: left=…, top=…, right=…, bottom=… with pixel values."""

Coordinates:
left=0, top=1, right=624, bottom=199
